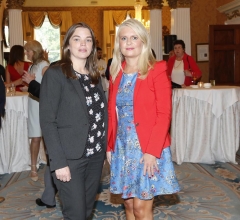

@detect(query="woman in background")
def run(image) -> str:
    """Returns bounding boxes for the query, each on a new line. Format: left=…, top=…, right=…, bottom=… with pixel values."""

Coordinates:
left=167, top=39, right=201, bottom=87
left=24, top=40, right=49, bottom=181
left=107, top=19, right=180, bottom=219
left=5, top=45, right=31, bottom=91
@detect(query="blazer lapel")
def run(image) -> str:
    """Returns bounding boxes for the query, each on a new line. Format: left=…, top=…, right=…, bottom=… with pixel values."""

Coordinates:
left=70, top=78, right=88, bottom=118
left=133, top=73, right=142, bottom=106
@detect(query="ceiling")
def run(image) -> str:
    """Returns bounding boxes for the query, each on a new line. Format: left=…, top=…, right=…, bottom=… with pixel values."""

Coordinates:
left=24, top=0, right=169, bottom=7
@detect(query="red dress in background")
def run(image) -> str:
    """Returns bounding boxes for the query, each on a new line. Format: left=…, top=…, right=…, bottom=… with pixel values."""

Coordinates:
left=7, top=62, right=31, bottom=91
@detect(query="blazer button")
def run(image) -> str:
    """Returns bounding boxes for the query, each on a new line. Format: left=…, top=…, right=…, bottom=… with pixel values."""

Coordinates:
left=135, top=123, right=139, bottom=126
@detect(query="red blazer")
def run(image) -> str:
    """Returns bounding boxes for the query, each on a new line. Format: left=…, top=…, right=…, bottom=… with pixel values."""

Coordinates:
left=167, top=53, right=202, bottom=86
left=107, top=61, right=171, bottom=158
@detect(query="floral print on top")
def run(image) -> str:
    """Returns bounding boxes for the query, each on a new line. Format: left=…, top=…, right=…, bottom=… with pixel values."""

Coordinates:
left=76, top=72, right=105, bottom=157
left=110, top=72, right=180, bottom=200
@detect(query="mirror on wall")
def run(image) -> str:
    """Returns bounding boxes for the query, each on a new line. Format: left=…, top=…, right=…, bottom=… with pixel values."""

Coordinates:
left=2, top=9, right=10, bottom=48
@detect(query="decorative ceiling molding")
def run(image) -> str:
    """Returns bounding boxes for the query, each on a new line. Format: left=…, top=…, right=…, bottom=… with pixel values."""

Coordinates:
left=177, top=0, right=193, bottom=8
left=6, top=0, right=25, bottom=9
left=167, top=0, right=177, bottom=9
left=217, top=0, right=240, bottom=20
left=145, top=0, right=164, bottom=10
left=167, top=0, right=192, bottom=9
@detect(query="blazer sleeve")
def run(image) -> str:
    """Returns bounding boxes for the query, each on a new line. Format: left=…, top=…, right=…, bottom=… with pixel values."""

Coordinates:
left=28, top=80, right=40, bottom=98
left=107, top=76, right=114, bottom=152
left=187, top=55, right=202, bottom=78
left=145, top=62, right=172, bottom=156
left=39, top=67, right=68, bottom=171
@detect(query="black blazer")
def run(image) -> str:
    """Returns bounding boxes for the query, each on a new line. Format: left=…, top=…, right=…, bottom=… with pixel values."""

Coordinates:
left=105, top=58, right=112, bottom=81
left=28, top=80, right=40, bottom=98
left=39, top=65, right=108, bottom=171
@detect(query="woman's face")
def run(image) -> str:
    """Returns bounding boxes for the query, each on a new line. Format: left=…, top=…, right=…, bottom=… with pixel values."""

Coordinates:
left=25, top=49, right=34, bottom=61
left=119, top=26, right=143, bottom=60
left=174, top=44, right=184, bottom=58
left=68, top=27, right=93, bottom=62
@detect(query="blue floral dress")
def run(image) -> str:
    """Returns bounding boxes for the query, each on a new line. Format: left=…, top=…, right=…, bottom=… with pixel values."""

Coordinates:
left=110, top=72, right=180, bottom=200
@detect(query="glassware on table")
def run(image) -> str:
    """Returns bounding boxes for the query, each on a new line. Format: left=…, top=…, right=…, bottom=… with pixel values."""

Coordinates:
left=198, top=81, right=204, bottom=88
left=191, top=71, right=197, bottom=85
left=9, top=83, right=16, bottom=96
left=210, top=80, right=215, bottom=86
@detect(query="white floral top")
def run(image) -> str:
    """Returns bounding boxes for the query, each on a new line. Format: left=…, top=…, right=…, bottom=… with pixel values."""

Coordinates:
left=76, top=72, right=105, bottom=157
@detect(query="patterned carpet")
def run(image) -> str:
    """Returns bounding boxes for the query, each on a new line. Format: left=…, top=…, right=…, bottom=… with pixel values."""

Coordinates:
left=0, top=155, right=240, bottom=220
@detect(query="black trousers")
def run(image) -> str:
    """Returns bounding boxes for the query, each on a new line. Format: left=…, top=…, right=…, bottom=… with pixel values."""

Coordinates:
left=52, top=150, right=105, bottom=220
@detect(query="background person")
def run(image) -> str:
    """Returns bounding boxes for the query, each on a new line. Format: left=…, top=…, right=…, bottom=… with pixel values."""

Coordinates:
left=107, top=18, right=180, bottom=220
left=22, top=62, right=59, bottom=209
left=39, top=22, right=107, bottom=219
left=24, top=40, right=49, bottom=182
left=5, top=45, right=31, bottom=91
left=167, top=39, right=201, bottom=87
left=97, top=47, right=108, bottom=94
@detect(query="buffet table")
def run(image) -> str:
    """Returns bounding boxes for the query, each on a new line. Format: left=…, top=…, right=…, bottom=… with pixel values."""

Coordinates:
left=0, top=92, right=46, bottom=174
left=171, top=86, right=240, bottom=165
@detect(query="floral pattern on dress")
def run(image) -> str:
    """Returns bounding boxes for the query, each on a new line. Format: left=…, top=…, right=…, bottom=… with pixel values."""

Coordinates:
left=76, top=72, right=105, bottom=157
left=110, top=72, right=180, bottom=200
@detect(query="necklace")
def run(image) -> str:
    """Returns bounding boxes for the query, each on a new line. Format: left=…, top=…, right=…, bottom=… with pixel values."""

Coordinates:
left=173, top=60, right=183, bottom=69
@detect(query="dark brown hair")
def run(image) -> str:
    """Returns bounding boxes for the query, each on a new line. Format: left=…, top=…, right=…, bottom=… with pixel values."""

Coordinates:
left=9, top=45, right=24, bottom=66
left=58, top=22, right=99, bottom=84
left=173, top=39, right=185, bottom=50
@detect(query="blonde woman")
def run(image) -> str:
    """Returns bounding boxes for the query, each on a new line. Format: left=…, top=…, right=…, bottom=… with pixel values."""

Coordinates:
left=107, top=19, right=180, bottom=219
left=24, top=40, right=49, bottom=181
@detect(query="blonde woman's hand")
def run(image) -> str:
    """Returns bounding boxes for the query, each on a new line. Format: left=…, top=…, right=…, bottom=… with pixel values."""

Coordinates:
left=140, top=153, right=159, bottom=177
left=22, top=71, right=35, bottom=84
left=55, top=166, right=71, bottom=182
left=106, top=151, right=111, bottom=165
left=44, top=49, right=49, bottom=60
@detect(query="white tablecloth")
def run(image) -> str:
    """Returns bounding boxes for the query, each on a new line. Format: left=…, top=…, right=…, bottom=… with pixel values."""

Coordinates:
left=0, top=92, right=46, bottom=174
left=171, top=86, right=240, bottom=165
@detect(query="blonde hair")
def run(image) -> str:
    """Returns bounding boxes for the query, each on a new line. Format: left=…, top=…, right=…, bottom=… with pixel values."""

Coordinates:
left=24, top=40, right=48, bottom=64
left=110, top=18, right=156, bottom=81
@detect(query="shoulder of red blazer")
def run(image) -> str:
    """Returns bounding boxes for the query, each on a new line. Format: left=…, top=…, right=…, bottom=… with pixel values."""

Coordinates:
left=149, top=60, right=168, bottom=78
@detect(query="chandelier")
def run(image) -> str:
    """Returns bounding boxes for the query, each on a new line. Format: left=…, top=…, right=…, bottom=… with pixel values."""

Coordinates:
left=134, top=0, right=150, bottom=32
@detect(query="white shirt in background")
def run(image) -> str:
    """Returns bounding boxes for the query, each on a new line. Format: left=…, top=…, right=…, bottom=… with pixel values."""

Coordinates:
left=171, top=60, right=185, bottom=85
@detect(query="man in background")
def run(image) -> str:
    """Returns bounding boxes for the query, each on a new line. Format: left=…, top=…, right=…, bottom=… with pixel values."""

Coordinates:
left=97, top=47, right=108, bottom=96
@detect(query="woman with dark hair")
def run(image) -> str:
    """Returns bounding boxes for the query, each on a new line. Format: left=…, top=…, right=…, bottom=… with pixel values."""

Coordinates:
left=39, top=22, right=107, bottom=219
left=24, top=40, right=49, bottom=181
left=167, top=39, right=201, bottom=87
left=5, top=45, right=31, bottom=91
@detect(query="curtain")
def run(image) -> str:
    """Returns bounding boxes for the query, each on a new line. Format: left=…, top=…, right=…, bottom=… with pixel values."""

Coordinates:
left=60, top=11, right=73, bottom=47
left=22, top=11, right=73, bottom=45
left=103, top=10, right=150, bottom=62
left=103, top=11, right=115, bottom=62
left=22, top=12, right=34, bottom=41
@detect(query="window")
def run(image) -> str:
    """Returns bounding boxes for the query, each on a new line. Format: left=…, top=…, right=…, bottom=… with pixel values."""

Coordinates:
left=34, top=16, right=60, bottom=63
